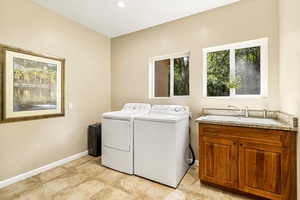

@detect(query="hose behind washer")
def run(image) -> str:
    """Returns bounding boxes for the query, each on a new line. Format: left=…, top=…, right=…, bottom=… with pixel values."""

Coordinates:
left=189, top=126, right=195, bottom=166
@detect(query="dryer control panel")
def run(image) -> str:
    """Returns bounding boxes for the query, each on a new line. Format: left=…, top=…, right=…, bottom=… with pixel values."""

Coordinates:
left=122, top=103, right=151, bottom=114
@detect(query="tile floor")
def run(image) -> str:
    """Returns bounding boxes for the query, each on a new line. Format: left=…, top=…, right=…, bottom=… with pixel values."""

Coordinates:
left=0, top=155, right=256, bottom=200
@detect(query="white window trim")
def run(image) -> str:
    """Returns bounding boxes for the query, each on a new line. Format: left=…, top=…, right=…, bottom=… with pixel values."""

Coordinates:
left=203, top=38, right=268, bottom=98
left=149, top=51, right=190, bottom=99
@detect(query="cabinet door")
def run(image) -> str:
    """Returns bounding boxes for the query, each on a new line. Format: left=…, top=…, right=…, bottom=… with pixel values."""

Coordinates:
left=199, top=136, right=238, bottom=189
left=238, top=142, right=289, bottom=200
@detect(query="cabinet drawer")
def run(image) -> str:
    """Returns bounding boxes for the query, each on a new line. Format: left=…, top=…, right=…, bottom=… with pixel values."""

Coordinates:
left=199, top=124, right=291, bottom=147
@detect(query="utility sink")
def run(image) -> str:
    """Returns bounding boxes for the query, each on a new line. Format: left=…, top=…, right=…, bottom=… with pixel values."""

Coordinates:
left=198, top=115, right=282, bottom=126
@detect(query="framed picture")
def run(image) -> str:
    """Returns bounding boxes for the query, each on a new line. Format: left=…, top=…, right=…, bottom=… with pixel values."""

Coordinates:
left=0, top=44, right=65, bottom=123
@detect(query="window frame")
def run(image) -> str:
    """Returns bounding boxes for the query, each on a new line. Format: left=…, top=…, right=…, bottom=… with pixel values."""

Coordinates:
left=203, top=38, right=268, bottom=98
left=149, top=51, right=190, bottom=99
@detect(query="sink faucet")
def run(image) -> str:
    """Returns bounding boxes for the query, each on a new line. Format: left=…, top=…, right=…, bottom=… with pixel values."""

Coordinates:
left=245, top=106, right=249, bottom=117
left=263, top=109, right=267, bottom=118
left=228, top=105, right=249, bottom=117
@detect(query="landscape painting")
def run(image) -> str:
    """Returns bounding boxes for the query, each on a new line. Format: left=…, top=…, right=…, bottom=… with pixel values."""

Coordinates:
left=0, top=44, right=65, bottom=123
left=13, top=57, right=58, bottom=112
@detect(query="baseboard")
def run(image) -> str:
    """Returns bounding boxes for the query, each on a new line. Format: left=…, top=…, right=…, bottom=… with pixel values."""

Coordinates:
left=189, top=159, right=199, bottom=166
left=0, top=151, right=88, bottom=189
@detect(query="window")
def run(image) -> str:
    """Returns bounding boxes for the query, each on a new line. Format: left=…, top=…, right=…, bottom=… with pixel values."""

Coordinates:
left=203, top=38, right=268, bottom=98
left=149, top=52, right=190, bottom=98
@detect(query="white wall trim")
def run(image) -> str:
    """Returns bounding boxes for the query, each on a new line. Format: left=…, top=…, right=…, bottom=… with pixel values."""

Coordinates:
left=0, top=151, right=88, bottom=189
left=189, top=159, right=199, bottom=166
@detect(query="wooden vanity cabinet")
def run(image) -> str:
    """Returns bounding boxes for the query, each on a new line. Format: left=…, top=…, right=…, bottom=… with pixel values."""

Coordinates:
left=198, top=124, right=297, bottom=200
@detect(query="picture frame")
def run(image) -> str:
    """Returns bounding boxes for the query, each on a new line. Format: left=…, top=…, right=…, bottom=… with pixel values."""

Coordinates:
left=0, top=44, right=65, bottom=123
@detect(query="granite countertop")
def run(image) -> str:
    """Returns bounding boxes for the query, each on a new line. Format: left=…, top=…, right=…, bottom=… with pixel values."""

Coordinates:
left=196, top=108, right=298, bottom=132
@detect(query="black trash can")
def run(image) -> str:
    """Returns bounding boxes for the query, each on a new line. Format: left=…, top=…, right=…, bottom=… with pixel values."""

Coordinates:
left=88, top=123, right=101, bottom=157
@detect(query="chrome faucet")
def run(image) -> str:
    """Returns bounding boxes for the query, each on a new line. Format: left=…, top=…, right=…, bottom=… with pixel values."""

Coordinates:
left=245, top=106, right=249, bottom=117
left=263, top=109, right=267, bottom=118
left=228, top=105, right=249, bottom=117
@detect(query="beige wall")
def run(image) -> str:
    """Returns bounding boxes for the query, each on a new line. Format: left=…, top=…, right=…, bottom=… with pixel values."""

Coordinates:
left=0, top=0, right=111, bottom=181
left=111, top=0, right=279, bottom=161
left=279, top=0, right=300, bottom=196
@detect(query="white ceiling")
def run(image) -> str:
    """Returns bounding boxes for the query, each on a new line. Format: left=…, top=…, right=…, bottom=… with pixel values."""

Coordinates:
left=32, top=0, right=240, bottom=38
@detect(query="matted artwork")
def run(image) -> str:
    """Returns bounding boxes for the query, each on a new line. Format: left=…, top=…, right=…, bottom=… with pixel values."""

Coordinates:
left=0, top=44, right=65, bottom=123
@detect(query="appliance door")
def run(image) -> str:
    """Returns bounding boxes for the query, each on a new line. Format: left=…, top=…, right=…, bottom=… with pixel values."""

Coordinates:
left=102, top=118, right=131, bottom=152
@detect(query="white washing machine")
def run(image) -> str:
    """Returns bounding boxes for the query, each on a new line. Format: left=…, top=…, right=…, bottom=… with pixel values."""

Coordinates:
left=133, top=105, right=190, bottom=188
left=101, top=103, right=151, bottom=174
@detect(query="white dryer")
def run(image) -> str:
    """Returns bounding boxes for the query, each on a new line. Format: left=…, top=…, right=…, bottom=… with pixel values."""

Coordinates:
left=101, top=103, right=151, bottom=174
left=133, top=105, right=190, bottom=188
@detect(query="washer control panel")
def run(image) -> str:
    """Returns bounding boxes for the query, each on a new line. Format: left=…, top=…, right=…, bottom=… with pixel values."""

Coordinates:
left=151, top=105, right=189, bottom=115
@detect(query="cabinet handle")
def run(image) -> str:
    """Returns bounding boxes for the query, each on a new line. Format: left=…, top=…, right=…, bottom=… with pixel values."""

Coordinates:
left=240, top=143, right=243, bottom=146
left=233, top=142, right=236, bottom=145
